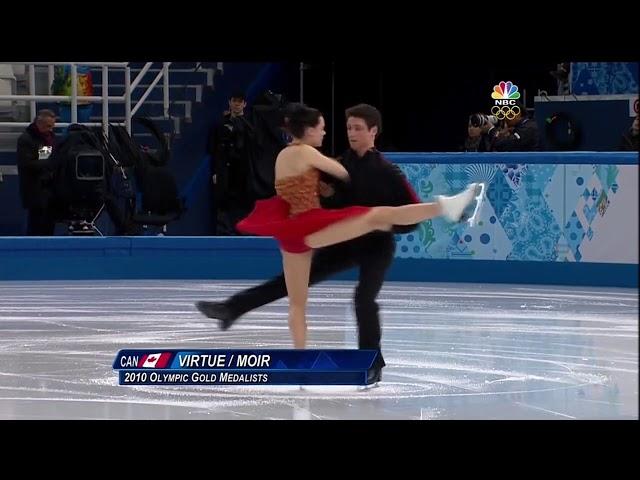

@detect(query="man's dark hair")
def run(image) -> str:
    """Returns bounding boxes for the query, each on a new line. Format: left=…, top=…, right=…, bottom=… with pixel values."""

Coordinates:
left=230, top=91, right=246, bottom=101
left=345, top=103, right=382, bottom=136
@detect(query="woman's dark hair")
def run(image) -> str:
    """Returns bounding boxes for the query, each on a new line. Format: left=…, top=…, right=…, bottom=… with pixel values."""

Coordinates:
left=283, top=103, right=322, bottom=138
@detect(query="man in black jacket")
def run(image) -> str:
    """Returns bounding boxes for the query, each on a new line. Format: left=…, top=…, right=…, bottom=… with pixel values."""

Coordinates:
left=208, top=91, right=256, bottom=235
left=487, top=102, right=539, bottom=151
left=17, top=109, right=57, bottom=235
left=197, top=104, right=419, bottom=383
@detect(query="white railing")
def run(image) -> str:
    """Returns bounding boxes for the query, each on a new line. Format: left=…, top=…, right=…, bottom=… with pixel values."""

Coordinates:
left=0, top=62, right=172, bottom=136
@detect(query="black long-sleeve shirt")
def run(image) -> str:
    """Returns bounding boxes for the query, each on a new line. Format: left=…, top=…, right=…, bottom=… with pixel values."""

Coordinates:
left=16, top=123, right=56, bottom=209
left=321, top=148, right=420, bottom=234
left=488, top=117, right=540, bottom=151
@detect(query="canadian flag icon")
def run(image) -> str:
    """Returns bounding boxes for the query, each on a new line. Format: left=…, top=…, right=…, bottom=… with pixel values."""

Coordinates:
left=139, top=352, right=172, bottom=368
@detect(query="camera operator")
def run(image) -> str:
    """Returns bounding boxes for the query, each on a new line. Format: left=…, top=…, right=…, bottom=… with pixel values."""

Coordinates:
left=463, top=113, right=500, bottom=152
left=17, top=109, right=58, bottom=235
left=487, top=101, right=539, bottom=151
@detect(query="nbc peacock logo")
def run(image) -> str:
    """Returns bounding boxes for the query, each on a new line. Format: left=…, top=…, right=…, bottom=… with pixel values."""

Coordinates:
left=491, top=81, right=520, bottom=100
left=490, top=81, right=521, bottom=120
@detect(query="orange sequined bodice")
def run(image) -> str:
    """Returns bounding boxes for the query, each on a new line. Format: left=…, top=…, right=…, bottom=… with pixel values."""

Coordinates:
left=275, top=168, right=321, bottom=216
left=237, top=167, right=371, bottom=253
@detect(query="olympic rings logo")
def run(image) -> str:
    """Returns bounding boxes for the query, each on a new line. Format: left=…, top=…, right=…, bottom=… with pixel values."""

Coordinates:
left=491, top=105, right=521, bottom=120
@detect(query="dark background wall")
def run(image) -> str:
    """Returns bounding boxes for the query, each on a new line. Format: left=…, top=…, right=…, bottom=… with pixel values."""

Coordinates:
left=278, top=61, right=558, bottom=155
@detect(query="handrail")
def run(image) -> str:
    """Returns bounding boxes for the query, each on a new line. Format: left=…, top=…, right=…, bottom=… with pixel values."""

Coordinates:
left=124, top=66, right=131, bottom=134
left=130, top=63, right=153, bottom=91
left=12, top=62, right=128, bottom=67
left=131, top=66, right=166, bottom=116
left=0, top=61, right=173, bottom=136
left=71, top=64, right=77, bottom=123
left=28, top=65, right=36, bottom=121
left=0, top=122, right=124, bottom=127
left=102, top=66, right=108, bottom=136
left=0, top=95, right=125, bottom=102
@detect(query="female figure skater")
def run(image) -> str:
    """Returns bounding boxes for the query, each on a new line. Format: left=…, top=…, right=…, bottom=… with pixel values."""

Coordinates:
left=236, top=103, right=479, bottom=348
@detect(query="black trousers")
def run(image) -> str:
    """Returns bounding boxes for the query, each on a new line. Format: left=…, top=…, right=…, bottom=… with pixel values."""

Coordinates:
left=215, top=203, right=253, bottom=236
left=26, top=207, right=55, bottom=235
left=227, top=233, right=394, bottom=368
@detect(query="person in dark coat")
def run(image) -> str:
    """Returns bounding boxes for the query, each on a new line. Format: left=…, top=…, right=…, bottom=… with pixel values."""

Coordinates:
left=17, top=109, right=58, bottom=235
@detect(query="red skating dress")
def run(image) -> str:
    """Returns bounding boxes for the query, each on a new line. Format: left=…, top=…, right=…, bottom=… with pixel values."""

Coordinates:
left=236, top=168, right=371, bottom=253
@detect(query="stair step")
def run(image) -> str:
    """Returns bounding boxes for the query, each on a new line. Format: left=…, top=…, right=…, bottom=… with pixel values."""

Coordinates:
left=90, top=116, right=181, bottom=135
left=92, top=84, right=203, bottom=102
left=90, top=68, right=216, bottom=87
left=126, top=62, right=222, bottom=71
left=93, top=101, right=192, bottom=120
